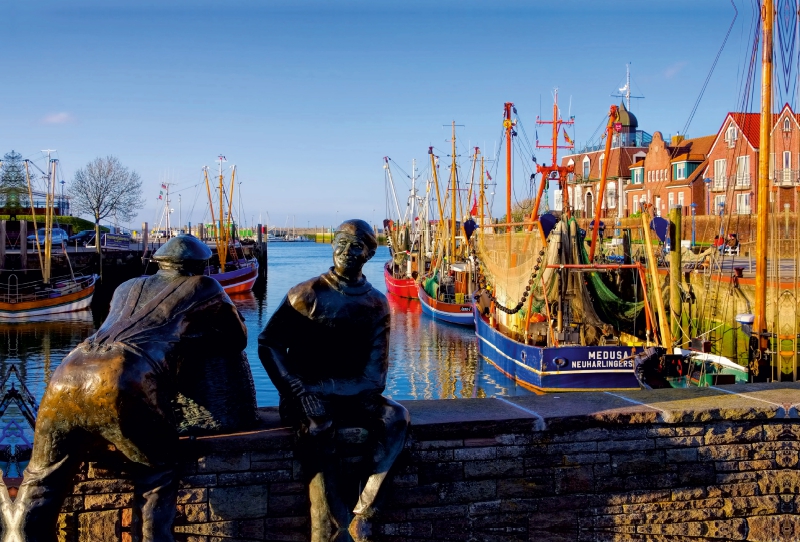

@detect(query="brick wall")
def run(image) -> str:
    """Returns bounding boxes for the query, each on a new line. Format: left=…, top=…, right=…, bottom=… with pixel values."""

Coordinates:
left=30, top=384, right=800, bottom=541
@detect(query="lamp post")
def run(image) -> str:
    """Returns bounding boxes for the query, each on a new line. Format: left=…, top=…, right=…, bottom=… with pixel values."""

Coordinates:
left=718, top=201, right=725, bottom=238
left=60, top=179, right=65, bottom=215
left=690, top=202, right=697, bottom=247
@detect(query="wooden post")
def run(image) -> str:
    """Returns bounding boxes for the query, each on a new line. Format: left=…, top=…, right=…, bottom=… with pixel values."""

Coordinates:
left=142, top=222, right=149, bottom=260
left=670, top=205, right=683, bottom=346
left=0, top=220, right=6, bottom=270
left=641, top=206, right=672, bottom=347
left=19, top=221, right=27, bottom=271
left=257, top=223, right=267, bottom=276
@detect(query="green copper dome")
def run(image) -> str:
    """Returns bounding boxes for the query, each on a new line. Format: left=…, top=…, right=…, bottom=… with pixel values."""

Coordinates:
left=617, top=101, right=638, bottom=130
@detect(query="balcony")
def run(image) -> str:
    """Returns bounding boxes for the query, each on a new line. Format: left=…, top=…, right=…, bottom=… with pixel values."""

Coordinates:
left=773, top=169, right=800, bottom=186
left=733, top=174, right=751, bottom=188
left=710, top=176, right=727, bottom=192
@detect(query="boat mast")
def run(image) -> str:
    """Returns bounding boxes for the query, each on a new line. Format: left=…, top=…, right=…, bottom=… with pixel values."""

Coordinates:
left=450, top=121, right=457, bottom=260
left=480, top=155, right=485, bottom=241
left=503, top=103, right=514, bottom=232
left=589, top=104, right=619, bottom=262
left=203, top=166, right=217, bottom=240
left=429, top=147, right=445, bottom=263
left=43, top=158, right=57, bottom=285
left=754, top=0, right=773, bottom=352
left=533, top=90, right=575, bottom=221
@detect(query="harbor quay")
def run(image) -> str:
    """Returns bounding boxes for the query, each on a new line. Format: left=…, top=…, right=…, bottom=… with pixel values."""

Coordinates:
left=29, top=383, right=800, bottom=541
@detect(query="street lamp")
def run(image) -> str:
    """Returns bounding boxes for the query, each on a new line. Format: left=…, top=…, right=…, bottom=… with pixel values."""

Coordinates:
left=60, top=180, right=65, bottom=215
left=690, top=202, right=697, bottom=247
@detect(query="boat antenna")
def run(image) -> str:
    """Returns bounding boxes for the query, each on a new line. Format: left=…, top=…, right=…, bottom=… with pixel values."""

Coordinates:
left=611, top=63, right=644, bottom=110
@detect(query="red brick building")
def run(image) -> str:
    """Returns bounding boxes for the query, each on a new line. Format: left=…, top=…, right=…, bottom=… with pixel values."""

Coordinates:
left=625, top=132, right=715, bottom=217
left=700, top=104, right=800, bottom=216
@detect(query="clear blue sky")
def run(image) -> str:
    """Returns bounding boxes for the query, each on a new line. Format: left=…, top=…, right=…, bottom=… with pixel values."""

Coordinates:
left=0, top=1, right=759, bottom=230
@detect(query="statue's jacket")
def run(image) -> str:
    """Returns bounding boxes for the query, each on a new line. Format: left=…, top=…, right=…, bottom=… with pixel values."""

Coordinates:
left=40, top=274, right=255, bottom=450
left=259, top=268, right=390, bottom=405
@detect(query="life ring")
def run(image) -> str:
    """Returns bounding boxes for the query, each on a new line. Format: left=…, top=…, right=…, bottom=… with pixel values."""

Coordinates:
left=554, top=357, right=567, bottom=368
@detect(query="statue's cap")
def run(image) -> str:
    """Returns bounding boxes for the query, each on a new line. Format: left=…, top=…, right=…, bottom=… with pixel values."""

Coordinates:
left=153, top=234, right=212, bottom=263
left=335, top=219, right=377, bottom=251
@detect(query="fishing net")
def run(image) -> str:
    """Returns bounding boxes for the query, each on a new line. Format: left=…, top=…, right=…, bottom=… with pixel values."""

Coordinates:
left=574, top=222, right=645, bottom=328
left=474, top=216, right=645, bottom=336
left=474, top=228, right=545, bottom=311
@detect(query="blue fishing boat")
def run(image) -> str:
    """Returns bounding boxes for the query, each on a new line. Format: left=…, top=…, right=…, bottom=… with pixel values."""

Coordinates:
left=471, top=98, right=652, bottom=392
left=474, top=307, right=640, bottom=391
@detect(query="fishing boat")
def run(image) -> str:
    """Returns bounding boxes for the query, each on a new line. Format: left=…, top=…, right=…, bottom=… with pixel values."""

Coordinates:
left=200, top=157, right=259, bottom=294
left=383, top=157, right=426, bottom=299
left=472, top=97, right=656, bottom=392
left=0, top=157, right=96, bottom=318
left=416, top=124, right=477, bottom=326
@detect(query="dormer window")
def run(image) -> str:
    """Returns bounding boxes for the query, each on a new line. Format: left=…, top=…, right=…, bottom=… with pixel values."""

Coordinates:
left=784, top=117, right=792, bottom=132
left=726, top=125, right=738, bottom=147
left=582, top=156, right=590, bottom=178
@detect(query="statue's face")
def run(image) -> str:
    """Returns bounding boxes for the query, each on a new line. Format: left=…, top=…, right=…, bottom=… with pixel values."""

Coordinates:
left=333, top=232, right=370, bottom=277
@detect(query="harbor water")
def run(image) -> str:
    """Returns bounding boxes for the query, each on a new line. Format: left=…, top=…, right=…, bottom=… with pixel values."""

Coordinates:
left=0, top=243, right=537, bottom=407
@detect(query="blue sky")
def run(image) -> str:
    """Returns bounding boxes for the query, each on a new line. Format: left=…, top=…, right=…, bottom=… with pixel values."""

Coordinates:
left=0, top=1, right=759, bottom=230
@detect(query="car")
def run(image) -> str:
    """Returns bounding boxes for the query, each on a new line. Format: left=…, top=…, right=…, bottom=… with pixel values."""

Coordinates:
left=67, top=230, right=96, bottom=246
left=27, top=228, right=69, bottom=246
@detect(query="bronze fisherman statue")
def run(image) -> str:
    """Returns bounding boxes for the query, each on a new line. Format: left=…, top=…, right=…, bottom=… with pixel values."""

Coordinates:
left=11, top=235, right=256, bottom=542
left=259, top=219, right=409, bottom=542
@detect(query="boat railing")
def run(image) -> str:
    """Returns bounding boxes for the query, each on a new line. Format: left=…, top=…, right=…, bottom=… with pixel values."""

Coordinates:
left=0, top=274, right=94, bottom=303
left=5, top=275, right=18, bottom=304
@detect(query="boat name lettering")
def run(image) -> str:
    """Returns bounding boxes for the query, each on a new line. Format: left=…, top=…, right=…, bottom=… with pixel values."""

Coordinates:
left=588, top=350, right=624, bottom=360
left=570, top=359, right=633, bottom=369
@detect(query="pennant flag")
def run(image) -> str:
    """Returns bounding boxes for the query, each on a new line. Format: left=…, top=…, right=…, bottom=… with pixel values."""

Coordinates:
left=470, top=197, right=478, bottom=216
left=158, top=195, right=163, bottom=200
left=161, top=183, right=167, bottom=189
left=486, top=171, right=492, bottom=181
left=562, top=129, right=573, bottom=145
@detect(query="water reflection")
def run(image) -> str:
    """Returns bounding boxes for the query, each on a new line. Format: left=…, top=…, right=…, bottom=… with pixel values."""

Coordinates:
left=0, top=244, right=534, bottom=427
left=0, top=313, right=95, bottom=480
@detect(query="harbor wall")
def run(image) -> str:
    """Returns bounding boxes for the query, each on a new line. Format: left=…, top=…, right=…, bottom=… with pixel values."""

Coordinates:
left=30, top=384, right=800, bottom=541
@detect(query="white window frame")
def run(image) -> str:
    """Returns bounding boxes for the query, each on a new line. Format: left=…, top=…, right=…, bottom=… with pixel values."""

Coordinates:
left=582, top=156, right=590, bottom=179
left=598, top=153, right=605, bottom=177
left=676, top=162, right=686, bottom=180
left=668, top=193, right=674, bottom=209
left=714, top=159, right=726, bottom=189
left=784, top=117, right=791, bottom=132
left=726, top=125, right=738, bottom=147
left=736, top=155, right=750, bottom=187
left=784, top=151, right=792, bottom=184
left=678, top=192, right=685, bottom=207
left=736, top=193, right=751, bottom=215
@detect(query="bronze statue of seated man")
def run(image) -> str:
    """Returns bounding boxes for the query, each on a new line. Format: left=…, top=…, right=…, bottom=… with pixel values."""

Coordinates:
left=258, top=219, right=409, bottom=542
left=11, top=235, right=257, bottom=542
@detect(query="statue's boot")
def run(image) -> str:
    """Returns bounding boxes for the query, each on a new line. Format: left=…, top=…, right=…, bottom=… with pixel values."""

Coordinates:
left=130, top=466, right=177, bottom=542
left=16, top=455, right=78, bottom=542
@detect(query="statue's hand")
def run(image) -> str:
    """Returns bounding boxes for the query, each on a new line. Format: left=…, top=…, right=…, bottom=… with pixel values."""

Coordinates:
left=287, top=376, right=313, bottom=397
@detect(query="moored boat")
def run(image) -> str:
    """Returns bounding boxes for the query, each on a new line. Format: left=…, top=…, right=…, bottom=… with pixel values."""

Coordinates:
left=0, top=274, right=96, bottom=318
left=201, top=156, right=259, bottom=295
left=0, top=158, right=96, bottom=319
left=384, top=261, right=419, bottom=299
left=472, top=98, right=651, bottom=392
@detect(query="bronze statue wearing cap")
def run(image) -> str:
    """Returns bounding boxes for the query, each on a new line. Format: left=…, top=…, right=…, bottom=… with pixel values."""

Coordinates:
left=12, top=235, right=256, bottom=542
left=259, top=219, right=410, bottom=542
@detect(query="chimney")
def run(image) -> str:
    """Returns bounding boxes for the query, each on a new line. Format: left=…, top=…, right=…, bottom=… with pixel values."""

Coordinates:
left=671, top=134, right=685, bottom=146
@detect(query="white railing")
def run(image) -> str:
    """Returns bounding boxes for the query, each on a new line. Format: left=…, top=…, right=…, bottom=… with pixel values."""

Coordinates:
left=734, top=173, right=751, bottom=188
left=774, top=169, right=800, bottom=186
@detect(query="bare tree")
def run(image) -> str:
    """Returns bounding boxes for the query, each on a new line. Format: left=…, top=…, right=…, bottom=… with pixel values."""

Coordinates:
left=68, top=156, right=145, bottom=252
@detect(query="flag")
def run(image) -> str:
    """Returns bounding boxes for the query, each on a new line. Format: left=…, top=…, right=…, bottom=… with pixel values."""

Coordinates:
left=218, top=155, right=227, bottom=162
left=158, top=195, right=162, bottom=200
left=563, top=129, right=573, bottom=145
left=470, top=197, right=478, bottom=216
left=486, top=171, right=492, bottom=181
left=161, top=183, right=167, bottom=189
